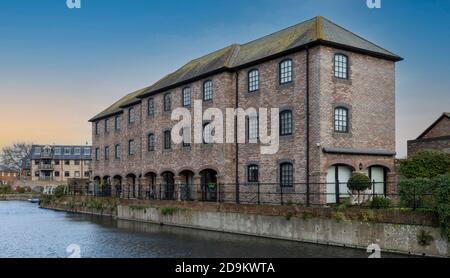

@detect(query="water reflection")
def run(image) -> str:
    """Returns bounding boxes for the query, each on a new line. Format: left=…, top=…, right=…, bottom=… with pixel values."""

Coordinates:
left=0, top=201, right=411, bottom=258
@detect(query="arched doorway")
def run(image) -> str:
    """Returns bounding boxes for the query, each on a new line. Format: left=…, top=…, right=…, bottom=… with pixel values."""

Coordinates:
left=367, top=166, right=388, bottom=197
left=200, top=169, right=217, bottom=202
left=161, top=172, right=175, bottom=200
left=113, top=175, right=122, bottom=198
left=93, top=176, right=101, bottom=196
left=102, top=176, right=112, bottom=197
left=179, top=170, right=195, bottom=201
left=326, top=164, right=354, bottom=204
left=126, top=174, right=136, bottom=199
left=145, top=172, right=157, bottom=200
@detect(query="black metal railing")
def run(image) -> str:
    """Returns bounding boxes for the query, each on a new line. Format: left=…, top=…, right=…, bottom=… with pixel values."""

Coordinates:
left=66, top=181, right=435, bottom=210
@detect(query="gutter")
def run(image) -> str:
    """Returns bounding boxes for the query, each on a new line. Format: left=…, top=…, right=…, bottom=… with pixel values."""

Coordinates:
left=305, top=47, right=310, bottom=207
left=235, top=72, right=240, bottom=204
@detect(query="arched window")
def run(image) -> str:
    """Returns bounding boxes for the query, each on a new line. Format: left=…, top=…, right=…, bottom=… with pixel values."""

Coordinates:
left=334, top=54, right=348, bottom=79
left=334, top=107, right=349, bottom=133
left=279, top=59, right=293, bottom=84
left=164, top=130, right=171, bottom=150
left=203, top=80, right=213, bottom=101
left=248, top=69, right=259, bottom=92
left=247, top=165, right=259, bottom=183
left=148, top=134, right=155, bottom=152
left=280, top=110, right=293, bottom=136
left=280, top=163, right=294, bottom=188
left=182, top=87, right=191, bottom=107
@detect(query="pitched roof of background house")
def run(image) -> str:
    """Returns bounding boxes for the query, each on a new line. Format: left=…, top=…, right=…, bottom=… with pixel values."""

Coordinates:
left=416, top=112, right=450, bottom=140
left=90, top=16, right=402, bottom=122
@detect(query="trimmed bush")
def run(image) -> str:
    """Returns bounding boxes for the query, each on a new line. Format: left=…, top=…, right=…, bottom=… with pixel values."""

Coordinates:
left=398, top=178, right=435, bottom=209
left=398, top=151, right=450, bottom=179
left=348, top=173, right=371, bottom=205
left=0, top=186, right=12, bottom=194
left=53, top=185, right=66, bottom=198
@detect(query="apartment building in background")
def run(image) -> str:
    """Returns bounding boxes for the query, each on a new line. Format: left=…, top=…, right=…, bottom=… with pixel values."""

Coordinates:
left=30, top=145, right=92, bottom=184
left=89, top=16, right=402, bottom=205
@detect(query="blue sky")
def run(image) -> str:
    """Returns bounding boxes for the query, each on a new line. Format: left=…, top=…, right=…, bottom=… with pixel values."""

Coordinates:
left=0, top=0, right=449, bottom=157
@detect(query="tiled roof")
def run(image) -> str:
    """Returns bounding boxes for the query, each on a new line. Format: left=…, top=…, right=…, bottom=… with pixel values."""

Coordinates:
left=90, top=16, right=402, bottom=122
left=417, top=113, right=450, bottom=139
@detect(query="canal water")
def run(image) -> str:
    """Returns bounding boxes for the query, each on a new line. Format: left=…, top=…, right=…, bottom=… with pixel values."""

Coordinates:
left=0, top=201, right=410, bottom=258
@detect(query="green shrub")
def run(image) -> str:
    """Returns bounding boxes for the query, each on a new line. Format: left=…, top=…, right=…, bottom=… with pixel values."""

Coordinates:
left=0, top=186, right=12, bottom=194
left=434, top=174, right=450, bottom=240
left=398, top=178, right=435, bottom=209
left=160, top=207, right=179, bottom=216
left=53, top=185, right=66, bottom=198
left=398, top=151, right=450, bottom=179
left=15, top=186, right=26, bottom=194
left=370, top=197, right=391, bottom=209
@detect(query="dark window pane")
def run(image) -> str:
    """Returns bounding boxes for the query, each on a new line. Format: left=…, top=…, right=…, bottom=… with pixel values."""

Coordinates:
left=280, top=110, right=293, bottom=136
left=247, top=165, right=259, bottom=183
left=280, top=59, right=293, bottom=84
left=280, top=163, right=294, bottom=187
left=334, top=107, right=349, bottom=133
left=334, top=54, right=348, bottom=79
left=248, top=70, right=259, bottom=92
left=203, top=81, right=213, bottom=101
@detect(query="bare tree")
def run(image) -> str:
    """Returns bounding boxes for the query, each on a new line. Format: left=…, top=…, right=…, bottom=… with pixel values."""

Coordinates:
left=1, top=142, right=32, bottom=172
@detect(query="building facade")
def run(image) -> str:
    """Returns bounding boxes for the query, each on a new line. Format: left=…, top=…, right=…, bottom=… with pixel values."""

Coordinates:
left=30, top=145, right=92, bottom=184
left=0, top=166, right=19, bottom=186
left=408, top=113, right=450, bottom=156
left=90, top=17, right=402, bottom=205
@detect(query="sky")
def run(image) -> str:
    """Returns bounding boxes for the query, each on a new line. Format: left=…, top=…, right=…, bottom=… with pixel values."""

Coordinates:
left=0, top=0, right=449, bottom=158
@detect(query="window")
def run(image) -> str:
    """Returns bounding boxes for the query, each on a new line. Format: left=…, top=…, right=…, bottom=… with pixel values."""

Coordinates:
left=148, top=98, right=155, bottom=117
left=35, top=160, right=40, bottom=165
left=128, top=107, right=135, bottom=124
left=280, top=163, right=294, bottom=187
left=334, top=107, right=349, bottom=133
left=64, top=148, right=71, bottom=155
left=54, top=147, right=61, bottom=155
left=247, top=116, right=259, bottom=143
left=95, top=148, right=100, bottom=161
left=104, top=147, right=110, bottom=161
left=54, top=171, right=60, bottom=177
left=182, top=126, right=191, bottom=147
left=84, top=171, right=90, bottom=178
left=35, top=172, right=39, bottom=177
left=54, top=160, right=60, bottom=165
left=115, top=115, right=121, bottom=130
left=148, top=134, right=155, bottom=152
left=75, top=171, right=80, bottom=178
left=164, top=93, right=171, bottom=112
left=128, top=140, right=135, bottom=156
left=334, top=54, right=348, bottom=79
left=74, top=147, right=81, bottom=155
left=105, top=119, right=110, bottom=133
left=279, top=59, right=293, bottom=84
left=248, top=69, right=259, bottom=92
left=182, top=87, right=191, bottom=107
left=65, top=160, right=70, bottom=165
left=95, top=122, right=100, bottom=135
left=280, top=110, right=293, bottom=136
left=34, top=147, right=41, bottom=155
left=247, top=165, right=259, bottom=183
left=74, top=160, right=80, bottom=165
left=84, top=147, right=91, bottom=156
left=64, top=171, right=70, bottom=178
left=203, top=123, right=213, bottom=144
left=164, top=131, right=171, bottom=150
left=84, top=160, right=91, bottom=166
left=203, top=80, right=213, bottom=101
left=115, top=144, right=121, bottom=160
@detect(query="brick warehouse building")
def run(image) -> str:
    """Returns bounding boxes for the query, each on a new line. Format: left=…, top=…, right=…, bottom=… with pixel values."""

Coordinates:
left=408, top=113, right=450, bottom=156
left=89, top=17, right=402, bottom=205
